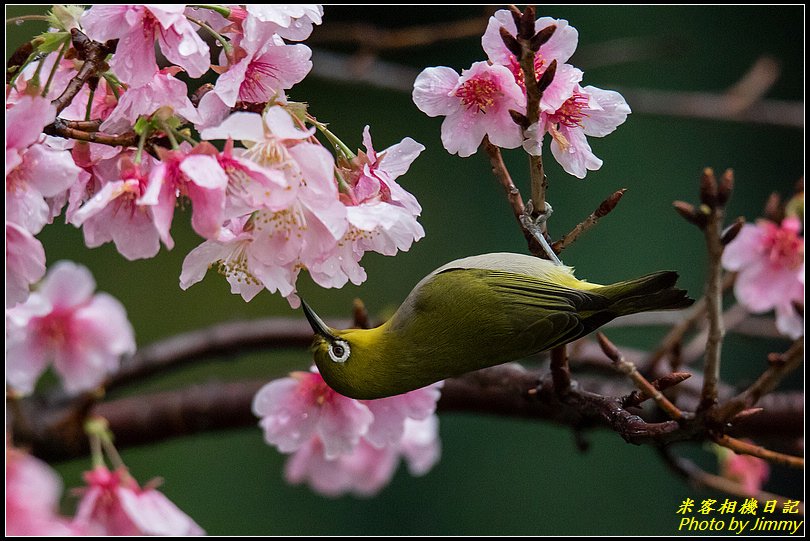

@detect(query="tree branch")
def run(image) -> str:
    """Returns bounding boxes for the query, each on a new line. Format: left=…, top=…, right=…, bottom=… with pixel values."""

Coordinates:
left=711, top=434, right=803, bottom=469
left=551, top=189, right=626, bottom=254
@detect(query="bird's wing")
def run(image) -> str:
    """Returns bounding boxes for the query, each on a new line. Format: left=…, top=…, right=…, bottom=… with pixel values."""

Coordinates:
left=471, top=269, right=612, bottom=352
left=431, top=252, right=600, bottom=290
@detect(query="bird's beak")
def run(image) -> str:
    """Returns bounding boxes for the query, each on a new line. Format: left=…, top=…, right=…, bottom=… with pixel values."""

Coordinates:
left=301, top=300, right=337, bottom=340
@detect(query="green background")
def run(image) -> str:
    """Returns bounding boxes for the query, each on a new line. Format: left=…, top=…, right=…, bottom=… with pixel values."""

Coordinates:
left=7, top=5, right=803, bottom=535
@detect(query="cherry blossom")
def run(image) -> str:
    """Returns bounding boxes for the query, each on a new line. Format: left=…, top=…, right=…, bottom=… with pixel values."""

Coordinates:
left=308, top=127, right=425, bottom=288
left=6, top=447, right=78, bottom=535
left=100, top=69, right=202, bottom=134
left=5, top=261, right=136, bottom=395
left=180, top=215, right=297, bottom=302
left=69, top=153, right=167, bottom=260
left=482, top=10, right=581, bottom=112
left=6, top=221, right=46, bottom=308
left=252, top=369, right=374, bottom=459
left=81, top=5, right=210, bottom=87
left=73, top=466, right=204, bottom=536
left=526, top=84, right=631, bottom=178
left=283, top=416, right=441, bottom=498
left=143, top=144, right=229, bottom=241
left=6, top=137, right=85, bottom=235
left=6, top=95, right=81, bottom=233
left=213, top=31, right=312, bottom=107
left=413, top=61, right=526, bottom=157
left=722, top=217, right=804, bottom=338
left=253, top=367, right=443, bottom=496
left=362, top=382, right=443, bottom=448
left=243, top=5, right=324, bottom=42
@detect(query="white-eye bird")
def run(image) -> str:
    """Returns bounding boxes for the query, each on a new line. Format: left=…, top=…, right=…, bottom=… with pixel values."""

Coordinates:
left=303, top=252, right=693, bottom=399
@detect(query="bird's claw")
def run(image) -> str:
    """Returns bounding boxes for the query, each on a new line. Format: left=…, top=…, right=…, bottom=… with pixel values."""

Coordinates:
left=521, top=200, right=562, bottom=266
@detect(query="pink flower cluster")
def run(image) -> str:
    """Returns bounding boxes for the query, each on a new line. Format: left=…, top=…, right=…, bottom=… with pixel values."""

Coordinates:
left=722, top=217, right=804, bottom=339
left=252, top=367, right=442, bottom=496
left=6, top=261, right=136, bottom=396
left=6, top=5, right=424, bottom=309
left=412, top=9, right=630, bottom=178
left=6, top=446, right=203, bottom=536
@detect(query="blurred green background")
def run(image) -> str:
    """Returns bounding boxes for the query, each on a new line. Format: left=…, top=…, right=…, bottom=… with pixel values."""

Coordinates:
left=7, top=5, right=803, bottom=535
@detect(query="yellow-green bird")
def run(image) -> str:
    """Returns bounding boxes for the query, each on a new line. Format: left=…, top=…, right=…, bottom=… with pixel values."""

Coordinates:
left=303, top=253, right=693, bottom=399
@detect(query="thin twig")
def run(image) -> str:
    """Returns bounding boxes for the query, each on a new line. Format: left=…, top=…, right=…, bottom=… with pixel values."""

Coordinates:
left=647, top=272, right=735, bottom=372
left=660, top=449, right=801, bottom=512
left=698, top=169, right=726, bottom=410
left=714, top=338, right=804, bottom=422
left=712, top=434, right=803, bottom=469
left=551, top=189, right=626, bottom=254
left=481, top=137, right=545, bottom=257
left=597, top=333, right=684, bottom=421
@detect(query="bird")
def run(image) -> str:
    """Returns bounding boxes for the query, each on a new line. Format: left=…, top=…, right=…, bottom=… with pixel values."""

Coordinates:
left=302, top=252, right=693, bottom=399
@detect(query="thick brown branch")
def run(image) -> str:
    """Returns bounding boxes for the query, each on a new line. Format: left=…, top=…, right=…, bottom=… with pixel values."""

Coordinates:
left=107, top=317, right=354, bottom=390
left=43, top=117, right=137, bottom=146
left=51, top=29, right=114, bottom=114
left=549, top=345, right=571, bottom=394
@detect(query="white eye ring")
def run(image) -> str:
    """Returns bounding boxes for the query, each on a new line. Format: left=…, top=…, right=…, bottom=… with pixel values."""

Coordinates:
left=328, top=340, right=350, bottom=363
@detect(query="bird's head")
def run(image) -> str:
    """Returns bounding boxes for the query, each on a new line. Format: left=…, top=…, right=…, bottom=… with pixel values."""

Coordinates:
left=301, top=300, right=384, bottom=399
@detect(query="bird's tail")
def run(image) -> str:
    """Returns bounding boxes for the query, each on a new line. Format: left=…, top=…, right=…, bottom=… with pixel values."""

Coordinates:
left=596, top=271, right=694, bottom=317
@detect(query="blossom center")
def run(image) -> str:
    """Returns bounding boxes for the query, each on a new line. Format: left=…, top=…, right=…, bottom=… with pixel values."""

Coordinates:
left=240, top=60, right=279, bottom=102
left=761, top=220, right=803, bottom=270
left=548, top=91, right=590, bottom=128
left=455, top=76, right=499, bottom=112
left=33, top=310, right=73, bottom=348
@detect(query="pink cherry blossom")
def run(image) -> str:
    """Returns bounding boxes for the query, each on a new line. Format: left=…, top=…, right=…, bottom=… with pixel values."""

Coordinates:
left=532, top=84, right=630, bottom=178
left=722, top=217, right=804, bottom=338
left=142, top=144, right=229, bottom=241
left=413, top=61, right=526, bottom=157
left=180, top=215, right=297, bottom=302
left=199, top=107, right=350, bottom=300
left=5, top=261, right=136, bottom=395
left=400, top=416, right=442, bottom=476
left=5, top=221, right=46, bottom=308
left=482, top=10, right=581, bottom=112
left=5, top=94, right=56, bottom=173
left=82, top=5, right=210, bottom=88
left=6, top=95, right=82, bottom=233
left=61, top=74, right=119, bottom=123
left=100, top=69, right=202, bottom=134
left=69, top=153, right=168, bottom=260
left=243, top=5, right=324, bottom=41
left=284, top=436, right=400, bottom=498
left=213, top=31, right=312, bottom=107
left=362, top=381, right=443, bottom=448
left=6, top=447, right=77, bottom=535
left=282, top=416, right=441, bottom=498
left=255, top=365, right=443, bottom=496
left=252, top=369, right=374, bottom=459
left=308, top=127, right=425, bottom=288
left=6, top=137, right=85, bottom=235
left=73, top=466, right=204, bottom=535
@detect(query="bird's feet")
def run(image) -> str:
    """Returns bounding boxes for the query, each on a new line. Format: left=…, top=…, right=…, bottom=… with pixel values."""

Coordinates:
left=520, top=201, right=563, bottom=266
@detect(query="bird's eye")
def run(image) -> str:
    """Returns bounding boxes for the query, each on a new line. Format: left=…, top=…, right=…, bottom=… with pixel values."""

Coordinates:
left=328, top=340, right=350, bottom=363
